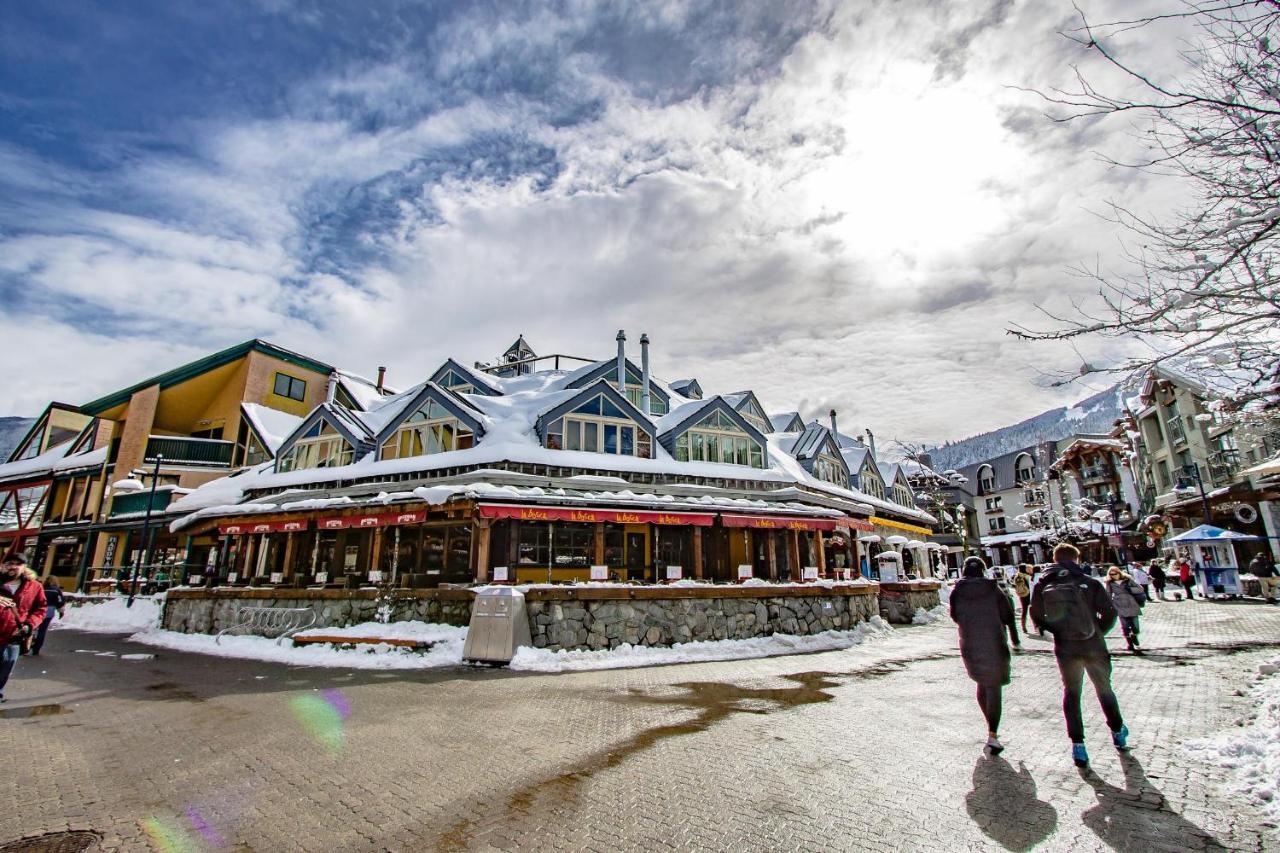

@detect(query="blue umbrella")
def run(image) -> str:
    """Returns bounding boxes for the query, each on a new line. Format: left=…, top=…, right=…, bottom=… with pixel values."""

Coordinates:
left=1166, top=524, right=1263, bottom=543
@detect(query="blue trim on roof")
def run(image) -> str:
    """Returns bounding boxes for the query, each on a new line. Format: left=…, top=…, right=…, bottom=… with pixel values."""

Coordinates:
left=429, top=359, right=502, bottom=396
left=534, top=380, right=655, bottom=442
left=274, top=404, right=373, bottom=469
left=792, top=424, right=849, bottom=478
left=564, top=359, right=670, bottom=406
left=371, top=382, right=487, bottom=446
left=655, top=396, right=769, bottom=460
left=669, top=378, right=702, bottom=399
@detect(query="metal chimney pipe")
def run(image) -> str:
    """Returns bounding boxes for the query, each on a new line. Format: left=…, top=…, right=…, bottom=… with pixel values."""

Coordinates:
left=325, top=372, right=338, bottom=404
left=376, top=366, right=387, bottom=393
left=615, top=330, right=627, bottom=399
left=829, top=408, right=838, bottom=441
left=866, top=428, right=877, bottom=461
left=640, top=333, right=651, bottom=415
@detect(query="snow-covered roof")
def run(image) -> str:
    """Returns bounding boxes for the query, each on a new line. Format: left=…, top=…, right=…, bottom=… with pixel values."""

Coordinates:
left=0, top=440, right=107, bottom=485
left=241, top=404, right=303, bottom=455
left=335, top=370, right=394, bottom=411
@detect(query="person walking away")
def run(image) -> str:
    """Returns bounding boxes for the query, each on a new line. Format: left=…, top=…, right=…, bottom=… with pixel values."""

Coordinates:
left=0, top=554, right=47, bottom=703
left=1129, top=563, right=1150, bottom=603
left=1247, top=553, right=1279, bottom=604
left=1105, top=567, right=1146, bottom=652
left=1031, top=543, right=1128, bottom=766
left=1178, top=558, right=1196, bottom=600
left=1011, top=565, right=1034, bottom=635
left=1148, top=560, right=1167, bottom=601
left=30, top=576, right=66, bottom=655
left=950, top=556, right=1021, bottom=754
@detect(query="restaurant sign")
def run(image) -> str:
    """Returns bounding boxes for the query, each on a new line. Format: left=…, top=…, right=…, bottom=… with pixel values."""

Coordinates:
left=477, top=504, right=715, bottom=526
left=720, top=514, right=840, bottom=531
left=317, top=510, right=428, bottom=530
left=219, top=519, right=310, bottom=535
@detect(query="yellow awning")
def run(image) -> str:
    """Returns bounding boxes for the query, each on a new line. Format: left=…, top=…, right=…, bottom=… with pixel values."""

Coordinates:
left=868, top=516, right=933, bottom=535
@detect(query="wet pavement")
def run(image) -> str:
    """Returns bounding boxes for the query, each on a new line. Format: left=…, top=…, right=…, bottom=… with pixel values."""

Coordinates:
left=5, top=598, right=1280, bottom=851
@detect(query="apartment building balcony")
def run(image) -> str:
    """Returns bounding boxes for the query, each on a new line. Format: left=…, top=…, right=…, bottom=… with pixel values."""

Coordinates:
left=1165, top=417, right=1187, bottom=446
left=1022, top=489, right=1046, bottom=507
left=109, top=488, right=175, bottom=518
left=1207, top=449, right=1240, bottom=485
left=144, top=435, right=234, bottom=468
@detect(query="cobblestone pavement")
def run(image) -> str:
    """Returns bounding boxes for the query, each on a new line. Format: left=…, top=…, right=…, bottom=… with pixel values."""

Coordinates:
left=5, top=598, right=1280, bottom=852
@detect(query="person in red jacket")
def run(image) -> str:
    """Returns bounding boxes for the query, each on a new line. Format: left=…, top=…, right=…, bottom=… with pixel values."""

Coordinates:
left=1177, top=558, right=1196, bottom=601
left=0, top=553, right=47, bottom=702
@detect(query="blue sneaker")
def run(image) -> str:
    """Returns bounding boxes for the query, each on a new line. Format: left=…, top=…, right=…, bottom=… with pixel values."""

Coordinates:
left=1072, top=743, right=1089, bottom=766
left=1112, top=725, right=1130, bottom=750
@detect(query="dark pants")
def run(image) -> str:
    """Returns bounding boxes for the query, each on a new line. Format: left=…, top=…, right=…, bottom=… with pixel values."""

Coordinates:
left=976, top=683, right=1002, bottom=734
left=1182, top=579, right=1196, bottom=599
left=1118, top=615, right=1140, bottom=647
left=0, top=642, right=19, bottom=698
left=31, top=610, right=54, bottom=654
left=1056, top=652, right=1125, bottom=743
left=1018, top=595, right=1031, bottom=632
left=1152, top=578, right=1166, bottom=599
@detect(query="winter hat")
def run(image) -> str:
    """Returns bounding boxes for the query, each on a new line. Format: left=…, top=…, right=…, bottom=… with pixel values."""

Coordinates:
left=962, top=556, right=987, bottom=578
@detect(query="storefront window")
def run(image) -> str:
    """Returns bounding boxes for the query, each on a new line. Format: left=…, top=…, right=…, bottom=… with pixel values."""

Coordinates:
left=423, top=528, right=447, bottom=573
left=445, top=524, right=472, bottom=580
left=517, top=524, right=549, bottom=566
left=551, top=524, right=594, bottom=567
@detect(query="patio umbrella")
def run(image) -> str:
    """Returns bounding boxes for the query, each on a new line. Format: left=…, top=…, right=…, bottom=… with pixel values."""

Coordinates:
left=1167, top=524, right=1262, bottom=543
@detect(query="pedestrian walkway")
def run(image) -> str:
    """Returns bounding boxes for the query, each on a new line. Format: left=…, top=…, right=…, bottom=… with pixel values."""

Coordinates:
left=3, top=598, right=1278, bottom=851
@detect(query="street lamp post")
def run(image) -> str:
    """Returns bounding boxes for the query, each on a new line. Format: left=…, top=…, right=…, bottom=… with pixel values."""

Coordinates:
left=1105, top=491, right=1125, bottom=566
left=127, top=453, right=163, bottom=609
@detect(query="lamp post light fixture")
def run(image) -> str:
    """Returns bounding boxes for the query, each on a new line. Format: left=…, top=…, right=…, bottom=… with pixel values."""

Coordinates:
left=126, top=453, right=163, bottom=609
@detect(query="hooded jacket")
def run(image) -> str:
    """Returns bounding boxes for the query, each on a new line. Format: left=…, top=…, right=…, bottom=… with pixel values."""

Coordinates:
left=1, top=569, right=47, bottom=643
left=950, top=577, right=1019, bottom=686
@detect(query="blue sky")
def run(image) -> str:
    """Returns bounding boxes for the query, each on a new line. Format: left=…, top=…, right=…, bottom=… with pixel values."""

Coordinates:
left=0, top=0, right=1189, bottom=441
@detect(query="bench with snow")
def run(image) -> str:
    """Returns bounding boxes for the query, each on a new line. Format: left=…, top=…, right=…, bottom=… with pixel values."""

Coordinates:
left=216, top=606, right=318, bottom=644
left=290, top=634, right=433, bottom=650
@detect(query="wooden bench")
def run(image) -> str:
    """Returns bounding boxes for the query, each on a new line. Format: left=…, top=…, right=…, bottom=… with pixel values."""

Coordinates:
left=216, top=606, right=318, bottom=645
left=291, top=634, right=432, bottom=650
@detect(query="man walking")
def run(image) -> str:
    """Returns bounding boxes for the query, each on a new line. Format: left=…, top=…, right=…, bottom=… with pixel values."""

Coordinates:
left=1031, top=542, right=1129, bottom=766
left=0, top=554, right=47, bottom=702
left=1248, top=553, right=1279, bottom=604
left=1011, top=564, right=1034, bottom=635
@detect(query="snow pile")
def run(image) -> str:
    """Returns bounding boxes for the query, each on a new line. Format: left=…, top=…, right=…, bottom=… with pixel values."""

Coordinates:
left=911, top=604, right=948, bottom=625
left=55, top=595, right=164, bottom=633
left=509, top=617, right=893, bottom=673
left=1187, top=655, right=1280, bottom=827
left=131, top=621, right=468, bottom=670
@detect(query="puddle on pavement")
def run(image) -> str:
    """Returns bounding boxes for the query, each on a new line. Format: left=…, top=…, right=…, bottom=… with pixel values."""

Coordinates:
left=144, top=682, right=202, bottom=702
left=0, top=704, right=70, bottom=719
left=434, top=653, right=953, bottom=848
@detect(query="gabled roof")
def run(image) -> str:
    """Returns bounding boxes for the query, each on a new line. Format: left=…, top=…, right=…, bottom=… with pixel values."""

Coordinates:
left=669, top=378, right=702, bottom=400
left=769, top=412, right=804, bottom=434
left=82, top=339, right=333, bottom=416
left=790, top=423, right=850, bottom=479
left=369, top=382, right=487, bottom=445
left=429, top=358, right=503, bottom=396
left=654, top=396, right=769, bottom=457
left=562, top=358, right=670, bottom=406
left=334, top=371, right=395, bottom=411
left=503, top=335, right=536, bottom=360
left=534, top=379, right=655, bottom=439
left=724, top=390, right=769, bottom=426
left=841, top=446, right=875, bottom=478
left=275, top=403, right=374, bottom=463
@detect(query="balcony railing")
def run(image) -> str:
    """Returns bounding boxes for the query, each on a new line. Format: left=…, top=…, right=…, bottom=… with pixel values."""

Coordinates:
left=1079, top=466, right=1112, bottom=483
left=1207, top=449, right=1240, bottom=484
left=144, top=436, right=234, bottom=467
left=1022, top=489, right=1046, bottom=507
left=1166, top=417, right=1187, bottom=445
left=109, top=489, right=175, bottom=517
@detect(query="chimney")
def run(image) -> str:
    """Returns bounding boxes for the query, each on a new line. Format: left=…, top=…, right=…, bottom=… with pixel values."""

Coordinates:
left=325, top=372, right=338, bottom=404
left=640, top=333, right=651, bottom=415
left=376, top=366, right=387, bottom=393
left=866, top=428, right=877, bottom=461
left=615, top=330, right=626, bottom=399
left=829, top=409, right=838, bottom=440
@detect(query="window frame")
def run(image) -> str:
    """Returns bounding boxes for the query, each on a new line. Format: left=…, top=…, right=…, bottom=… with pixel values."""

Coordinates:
left=273, top=372, right=308, bottom=402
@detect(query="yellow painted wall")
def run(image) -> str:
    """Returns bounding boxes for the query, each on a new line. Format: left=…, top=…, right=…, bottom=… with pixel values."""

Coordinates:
left=243, top=351, right=331, bottom=416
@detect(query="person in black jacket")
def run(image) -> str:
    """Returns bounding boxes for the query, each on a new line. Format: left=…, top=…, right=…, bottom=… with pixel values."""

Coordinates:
left=951, top=556, right=1021, bottom=753
left=1248, top=552, right=1279, bottom=604
left=1031, top=542, right=1128, bottom=767
left=30, top=577, right=66, bottom=656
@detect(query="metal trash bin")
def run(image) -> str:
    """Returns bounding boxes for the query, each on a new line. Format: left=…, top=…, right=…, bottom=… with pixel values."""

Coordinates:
left=463, top=586, right=532, bottom=665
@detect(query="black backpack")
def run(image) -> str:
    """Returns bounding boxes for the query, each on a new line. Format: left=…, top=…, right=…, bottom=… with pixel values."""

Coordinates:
left=1040, top=572, right=1098, bottom=641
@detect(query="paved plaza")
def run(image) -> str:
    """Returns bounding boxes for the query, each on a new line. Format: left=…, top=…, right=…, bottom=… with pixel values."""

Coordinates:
left=4, top=599, right=1280, bottom=852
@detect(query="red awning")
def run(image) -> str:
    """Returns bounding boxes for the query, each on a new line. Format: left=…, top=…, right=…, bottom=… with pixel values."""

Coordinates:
left=477, top=503, right=715, bottom=526
left=847, top=518, right=875, bottom=532
left=720, top=514, right=840, bottom=531
left=219, top=519, right=309, bottom=535
left=318, top=509, right=427, bottom=530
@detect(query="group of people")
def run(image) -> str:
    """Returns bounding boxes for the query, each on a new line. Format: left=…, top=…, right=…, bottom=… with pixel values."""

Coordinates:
left=951, top=543, right=1132, bottom=767
left=0, top=553, right=65, bottom=703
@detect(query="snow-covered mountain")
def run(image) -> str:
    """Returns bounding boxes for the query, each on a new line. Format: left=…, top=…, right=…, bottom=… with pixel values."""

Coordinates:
left=0, top=417, right=34, bottom=461
left=925, top=385, right=1124, bottom=471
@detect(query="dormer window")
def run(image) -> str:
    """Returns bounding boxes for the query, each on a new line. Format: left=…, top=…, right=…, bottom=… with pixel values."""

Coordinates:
left=978, top=465, right=996, bottom=494
left=546, top=394, right=652, bottom=458
left=277, top=421, right=353, bottom=472
left=674, top=409, right=765, bottom=467
left=863, top=473, right=885, bottom=500
left=815, top=452, right=848, bottom=488
left=381, top=399, right=475, bottom=460
left=437, top=368, right=476, bottom=395
left=1015, top=454, right=1036, bottom=484
left=610, top=381, right=668, bottom=416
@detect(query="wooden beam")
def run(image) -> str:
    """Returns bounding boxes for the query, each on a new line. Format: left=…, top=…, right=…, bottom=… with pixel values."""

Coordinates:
left=474, top=518, right=492, bottom=583
left=765, top=530, right=778, bottom=581
left=692, top=526, right=704, bottom=580
left=594, top=522, right=605, bottom=566
left=815, top=530, right=827, bottom=577
left=787, top=529, right=801, bottom=581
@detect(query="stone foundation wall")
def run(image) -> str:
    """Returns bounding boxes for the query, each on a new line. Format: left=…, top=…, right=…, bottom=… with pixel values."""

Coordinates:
left=523, top=585, right=881, bottom=652
left=877, top=582, right=943, bottom=624
left=161, top=588, right=473, bottom=634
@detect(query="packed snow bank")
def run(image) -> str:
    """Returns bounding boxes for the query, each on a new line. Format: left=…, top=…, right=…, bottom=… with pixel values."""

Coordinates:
left=130, top=623, right=468, bottom=670
left=55, top=595, right=164, bottom=633
left=509, top=617, right=893, bottom=673
left=912, top=604, right=948, bottom=625
left=1187, top=655, right=1280, bottom=828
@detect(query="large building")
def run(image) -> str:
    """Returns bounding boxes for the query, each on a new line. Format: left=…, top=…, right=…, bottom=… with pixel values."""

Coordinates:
left=167, top=334, right=938, bottom=588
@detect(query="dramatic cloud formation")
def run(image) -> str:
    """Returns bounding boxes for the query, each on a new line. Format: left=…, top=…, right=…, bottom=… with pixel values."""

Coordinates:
left=0, top=0, right=1194, bottom=442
